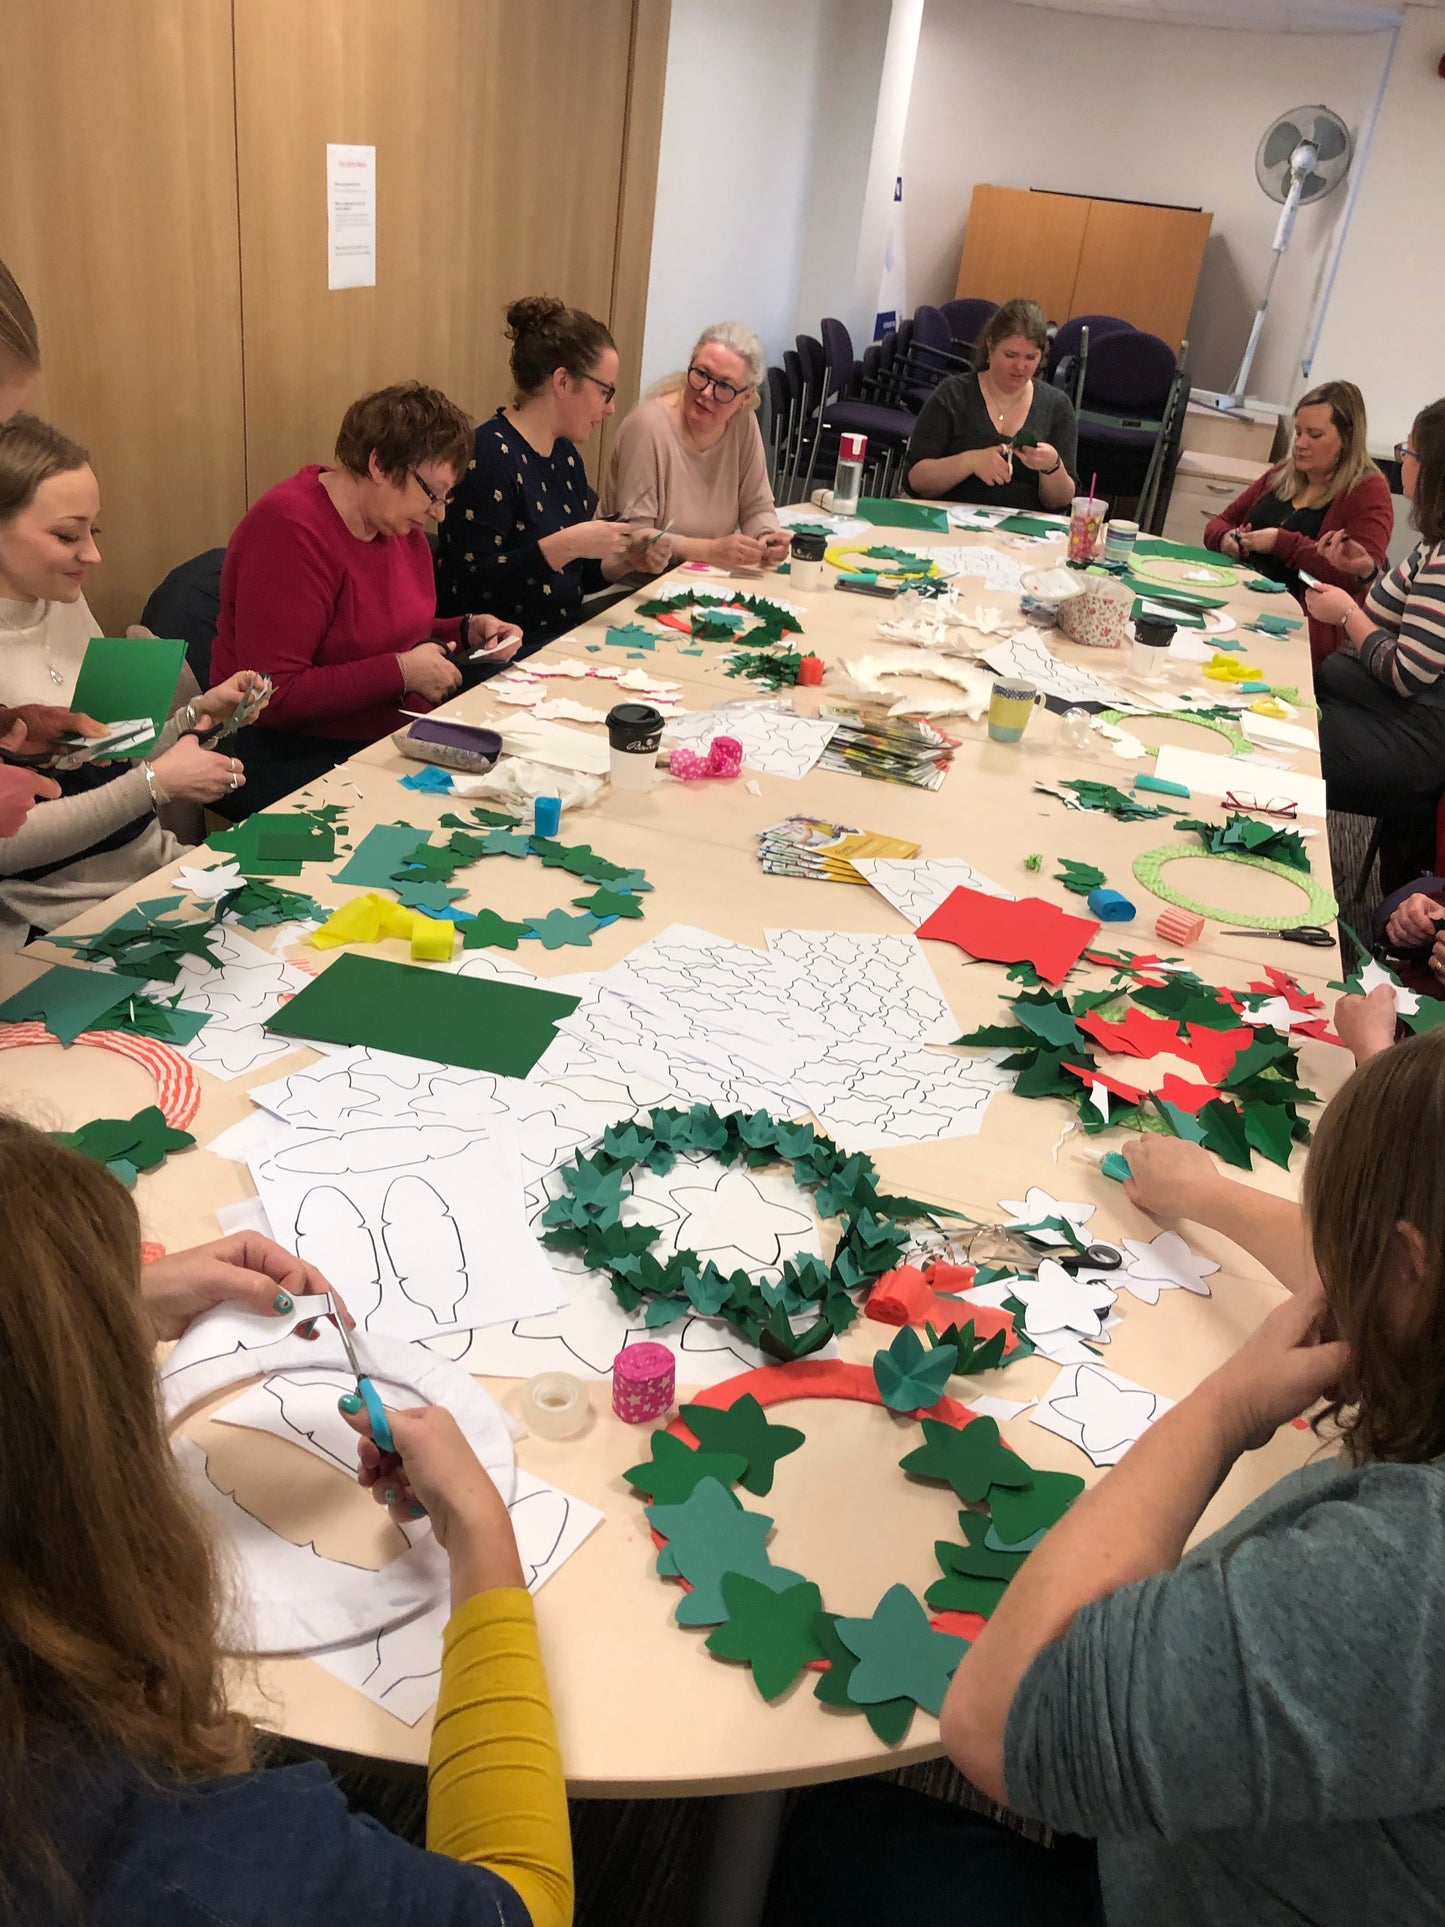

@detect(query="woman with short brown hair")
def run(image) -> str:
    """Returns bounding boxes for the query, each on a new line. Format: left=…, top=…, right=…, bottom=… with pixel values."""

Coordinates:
left=211, top=381, right=523, bottom=815
left=904, top=296, right=1078, bottom=511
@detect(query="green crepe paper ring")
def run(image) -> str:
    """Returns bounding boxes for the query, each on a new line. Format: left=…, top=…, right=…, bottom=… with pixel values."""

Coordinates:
left=1129, top=553, right=1237, bottom=591
left=1098, top=708, right=1248, bottom=756
left=1132, top=843, right=1338, bottom=927
left=636, top=1359, right=1057, bottom=1738
left=539, top=1105, right=954, bottom=1364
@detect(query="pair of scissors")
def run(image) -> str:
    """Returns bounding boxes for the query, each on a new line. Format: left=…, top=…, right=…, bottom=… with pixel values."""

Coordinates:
left=1219, top=924, right=1333, bottom=947
left=329, top=1291, right=396, bottom=1454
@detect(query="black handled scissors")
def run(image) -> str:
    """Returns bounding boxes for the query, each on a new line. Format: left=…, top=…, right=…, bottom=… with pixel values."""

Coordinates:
left=1219, top=924, right=1334, bottom=947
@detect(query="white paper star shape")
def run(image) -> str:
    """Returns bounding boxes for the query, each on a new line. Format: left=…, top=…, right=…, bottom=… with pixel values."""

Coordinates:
left=668, top=1167, right=816, bottom=1272
left=1000, top=1186, right=1096, bottom=1245
left=1118, top=1231, right=1220, bottom=1305
left=173, top=859, right=244, bottom=901
left=1010, top=1259, right=1117, bottom=1340
left=1036, top=1362, right=1172, bottom=1466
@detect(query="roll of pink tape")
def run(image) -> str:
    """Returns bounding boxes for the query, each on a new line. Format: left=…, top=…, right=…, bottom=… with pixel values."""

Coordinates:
left=612, top=1342, right=676, bottom=1424
left=1155, top=907, right=1205, bottom=946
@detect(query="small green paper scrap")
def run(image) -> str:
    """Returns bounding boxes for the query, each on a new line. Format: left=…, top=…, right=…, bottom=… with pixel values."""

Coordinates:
left=1055, top=858, right=1107, bottom=897
left=607, top=623, right=657, bottom=650
left=51, top=1104, right=194, bottom=1187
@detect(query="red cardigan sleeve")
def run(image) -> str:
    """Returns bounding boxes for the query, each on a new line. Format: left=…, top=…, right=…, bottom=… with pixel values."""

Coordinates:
left=226, top=512, right=408, bottom=731
left=1271, top=469, right=1394, bottom=585
left=1203, top=468, right=1279, bottom=552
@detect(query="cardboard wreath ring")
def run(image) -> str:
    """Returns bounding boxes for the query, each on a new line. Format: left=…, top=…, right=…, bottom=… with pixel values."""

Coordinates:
left=0, top=1020, right=201, bottom=1127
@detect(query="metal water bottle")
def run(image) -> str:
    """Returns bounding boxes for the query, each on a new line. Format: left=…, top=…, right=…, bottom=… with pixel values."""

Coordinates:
left=832, top=432, right=866, bottom=515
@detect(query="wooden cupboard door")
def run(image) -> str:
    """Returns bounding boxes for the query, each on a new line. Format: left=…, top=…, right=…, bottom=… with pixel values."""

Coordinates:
left=955, top=185, right=1089, bottom=325
left=1070, top=202, right=1213, bottom=353
left=233, top=0, right=636, bottom=501
left=0, top=0, right=246, bottom=633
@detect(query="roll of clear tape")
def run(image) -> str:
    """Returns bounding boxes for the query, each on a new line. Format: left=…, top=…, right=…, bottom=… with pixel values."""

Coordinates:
left=518, top=1371, right=588, bottom=1440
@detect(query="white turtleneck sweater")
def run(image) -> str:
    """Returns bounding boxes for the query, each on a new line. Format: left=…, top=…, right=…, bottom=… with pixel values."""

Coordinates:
left=0, top=593, right=185, bottom=950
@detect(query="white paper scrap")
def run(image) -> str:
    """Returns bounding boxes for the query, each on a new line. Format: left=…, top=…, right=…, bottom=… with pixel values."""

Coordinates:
left=1031, top=1361, right=1174, bottom=1467
left=1152, top=744, right=1326, bottom=818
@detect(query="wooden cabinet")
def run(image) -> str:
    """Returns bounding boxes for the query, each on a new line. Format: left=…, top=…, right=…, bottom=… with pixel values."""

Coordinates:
left=1161, top=451, right=1269, bottom=547
left=956, top=185, right=1212, bottom=353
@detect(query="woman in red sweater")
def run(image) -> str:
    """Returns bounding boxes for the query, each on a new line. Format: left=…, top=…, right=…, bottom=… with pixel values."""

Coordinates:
left=1203, top=380, right=1393, bottom=674
left=211, top=383, right=522, bottom=816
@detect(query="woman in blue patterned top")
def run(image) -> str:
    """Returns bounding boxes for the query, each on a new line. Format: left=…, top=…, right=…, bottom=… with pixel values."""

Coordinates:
left=435, top=297, right=669, bottom=655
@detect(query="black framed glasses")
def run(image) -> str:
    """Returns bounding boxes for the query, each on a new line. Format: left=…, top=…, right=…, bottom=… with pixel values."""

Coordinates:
left=687, top=362, right=749, bottom=406
left=1395, top=440, right=1418, bottom=463
left=410, top=467, right=451, bottom=511
left=581, top=372, right=617, bottom=405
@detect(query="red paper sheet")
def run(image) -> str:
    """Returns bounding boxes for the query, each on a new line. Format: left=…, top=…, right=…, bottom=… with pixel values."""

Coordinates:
left=1154, top=1072, right=1220, bottom=1114
left=929, top=1608, right=988, bottom=1643
left=1078, top=1007, right=1183, bottom=1059
left=916, top=888, right=1099, bottom=988
left=1180, top=1024, right=1253, bottom=1085
left=1063, top=1062, right=1145, bottom=1105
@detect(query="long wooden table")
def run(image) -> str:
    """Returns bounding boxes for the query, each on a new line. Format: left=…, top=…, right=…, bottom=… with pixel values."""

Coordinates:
left=0, top=521, right=1349, bottom=1798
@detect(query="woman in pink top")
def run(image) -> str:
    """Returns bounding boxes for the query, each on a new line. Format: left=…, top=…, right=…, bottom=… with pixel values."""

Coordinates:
left=601, top=322, right=790, bottom=571
left=211, top=383, right=522, bottom=816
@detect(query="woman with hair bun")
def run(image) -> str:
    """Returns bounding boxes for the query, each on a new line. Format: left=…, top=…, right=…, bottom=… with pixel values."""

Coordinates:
left=435, top=297, right=669, bottom=651
left=601, top=321, right=789, bottom=571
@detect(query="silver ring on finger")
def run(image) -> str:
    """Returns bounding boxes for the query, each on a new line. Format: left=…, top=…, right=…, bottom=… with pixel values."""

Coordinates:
left=230, top=771, right=240, bottom=791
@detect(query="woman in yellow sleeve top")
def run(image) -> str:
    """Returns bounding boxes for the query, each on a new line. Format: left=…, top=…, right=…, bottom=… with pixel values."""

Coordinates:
left=0, top=1115, right=572, bottom=1927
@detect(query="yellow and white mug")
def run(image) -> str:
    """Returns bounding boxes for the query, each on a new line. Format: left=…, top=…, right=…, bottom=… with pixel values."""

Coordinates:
left=987, top=678, right=1044, bottom=743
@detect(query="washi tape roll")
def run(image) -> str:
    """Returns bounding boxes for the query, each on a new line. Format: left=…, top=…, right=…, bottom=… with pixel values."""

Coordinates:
left=1086, top=887, right=1136, bottom=923
left=1155, top=907, right=1205, bottom=946
left=612, top=1342, right=676, bottom=1424
left=519, top=1371, right=588, bottom=1440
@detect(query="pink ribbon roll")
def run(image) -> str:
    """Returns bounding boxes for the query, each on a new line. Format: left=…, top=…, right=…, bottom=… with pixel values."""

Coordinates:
left=1155, top=908, right=1205, bottom=946
left=669, top=734, right=743, bottom=781
left=612, top=1342, right=676, bottom=1424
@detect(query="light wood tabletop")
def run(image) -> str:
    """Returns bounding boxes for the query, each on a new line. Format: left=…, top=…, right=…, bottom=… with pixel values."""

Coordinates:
left=0, top=518, right=1351, bottom=1796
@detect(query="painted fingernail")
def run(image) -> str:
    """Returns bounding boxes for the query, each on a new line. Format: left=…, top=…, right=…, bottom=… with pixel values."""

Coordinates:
left=382, top=1486, right=398, bottom=1506
left=337, top=1393, right=363, bottom=1415
left=408, top=1502, right=427, bottom=1519
left=274, top=1291, right=294, bottom=1314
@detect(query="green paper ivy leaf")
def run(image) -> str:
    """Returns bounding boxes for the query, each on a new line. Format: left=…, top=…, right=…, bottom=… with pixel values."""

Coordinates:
left=872, top=1326, right=956, bottom=1413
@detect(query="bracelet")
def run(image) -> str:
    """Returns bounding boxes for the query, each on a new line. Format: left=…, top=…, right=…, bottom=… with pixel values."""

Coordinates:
left=1041, top=460, right=1062, bottom=476
left=397, top=652, right=410, bottom=694
left=142, top=761, right=169, bottom=809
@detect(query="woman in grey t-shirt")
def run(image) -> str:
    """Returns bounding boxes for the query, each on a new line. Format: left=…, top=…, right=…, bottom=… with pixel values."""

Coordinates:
left=905, top=297, right=1078, bottom=512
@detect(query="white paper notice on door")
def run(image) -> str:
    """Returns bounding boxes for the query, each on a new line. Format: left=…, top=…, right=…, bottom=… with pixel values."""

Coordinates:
left=327, top=143, right=376, bottom=290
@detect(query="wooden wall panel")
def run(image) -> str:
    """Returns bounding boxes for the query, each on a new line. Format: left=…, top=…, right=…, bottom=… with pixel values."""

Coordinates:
left=233, top=0, right=638, bottom=500
left=1070, top=201, right=1213, bottom=353
left=955, top=185, right=1089, bottom=324
left=0, top=1, right=246, bottom=634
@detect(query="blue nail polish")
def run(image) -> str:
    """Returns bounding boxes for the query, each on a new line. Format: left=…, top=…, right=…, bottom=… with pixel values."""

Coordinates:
left=274, top=1291, right=294, bottom=1314
left=382, top=1486, right=397, bottom=1506
left=337, top=1392, right=362, bottom=1415
left=408, top=1502, right=427, bottom=1519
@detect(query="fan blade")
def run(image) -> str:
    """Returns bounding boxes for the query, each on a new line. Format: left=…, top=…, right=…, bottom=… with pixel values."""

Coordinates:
left=1299, top=170, right=1332, bottom=202
left=1262, top=121, right=1302, bottom=167
left=1311, top=116, right=1349, bottom=163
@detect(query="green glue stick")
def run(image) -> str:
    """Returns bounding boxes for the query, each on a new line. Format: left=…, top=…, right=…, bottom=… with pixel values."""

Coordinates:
left=1135, top=774, right=1191, bottom=798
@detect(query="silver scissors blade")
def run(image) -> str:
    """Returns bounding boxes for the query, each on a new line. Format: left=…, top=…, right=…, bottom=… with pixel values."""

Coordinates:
left=329, top=1291, right=362, bottom=1377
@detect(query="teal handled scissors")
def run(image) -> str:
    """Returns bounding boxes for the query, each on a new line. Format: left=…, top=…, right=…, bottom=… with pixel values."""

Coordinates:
left=329, top=1291, right=396, bottom=1455
left=1218, top=924, right=1334, bottom=947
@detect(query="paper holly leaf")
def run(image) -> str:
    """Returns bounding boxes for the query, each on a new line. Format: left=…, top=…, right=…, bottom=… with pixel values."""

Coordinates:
left=623, top=1430, right=748, bottom=1503
left=872, top=1326, right=955, bottom=1412
left=524, top=909, right=600, bottom=950
left=1152, top=1094, right=1208, bottom=1143
left=1198, top=1097, right=1253, bottom=1169
left=988, top=1467, right=1085, bottom=1543
left=812, top=1611, right=914, bottom=1743
left=705, top=1573, right=828, bottom=1699
left=460, top=909, right=529, bottom=951
left=681, top=1262, right=734, bottom=1316
left=572, top=887, right=645, bottom=920
left=393, top=878, right=466, bottom=912
left=1054, top=858, right=1106, bottom=897
left=836, top=1583, right=969, bottom=1716
left=1243, top=1101, right=1296, bottom=1169
left=679, top=1393, right=805, bottom=1497
left=1013, top=996, right=1085, bottom=1051
left=898, top=1415, right=1034, bottom=1503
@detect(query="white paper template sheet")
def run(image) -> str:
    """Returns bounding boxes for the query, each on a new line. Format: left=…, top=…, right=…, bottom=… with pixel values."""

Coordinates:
left=663, top=703, right=839, bottom=780
left=1151, top=743, right=1327, bottom=817
left=763, top=927, right=958, bottom=1046
left=852, top=856, right=1016, bottom=927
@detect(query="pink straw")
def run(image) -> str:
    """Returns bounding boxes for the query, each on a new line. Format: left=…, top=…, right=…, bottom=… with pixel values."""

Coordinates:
left=1087, top=472, right=1097, bottom=515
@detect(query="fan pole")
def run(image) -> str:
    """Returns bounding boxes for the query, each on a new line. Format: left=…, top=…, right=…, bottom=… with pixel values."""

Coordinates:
left=1220, top=173, right=1306, bottom=411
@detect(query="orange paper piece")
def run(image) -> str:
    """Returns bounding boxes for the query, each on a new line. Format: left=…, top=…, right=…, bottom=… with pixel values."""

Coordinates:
left=669, top=1359, right=980, bottom=1444
left=916, top=888, right=1099, bottom=987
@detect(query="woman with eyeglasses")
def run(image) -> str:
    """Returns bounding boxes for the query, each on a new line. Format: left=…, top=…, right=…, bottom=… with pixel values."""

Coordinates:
left=601, top=322, right=790, bottom=570
left=1311, top=398, right=1445, bottom=891
left=1204, top=380, right=1393, bottom=671
left=436, top=298, right=669, bottom=656
left=210, top=382, right=522, bottom=817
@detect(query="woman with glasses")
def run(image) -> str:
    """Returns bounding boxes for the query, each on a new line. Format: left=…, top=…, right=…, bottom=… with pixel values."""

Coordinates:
left=436, top=298, right=669, bottom=655
left=1204, top=380, right=1393, bottom=671
left=210, top=382, right=522, bottom=817
left=1311, top=398, right=1445, bottom=890
left=601, top=322, right=790, bottom=570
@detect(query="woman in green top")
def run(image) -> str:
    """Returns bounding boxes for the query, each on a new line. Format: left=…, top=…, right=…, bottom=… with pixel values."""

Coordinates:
left=904, top=298, right=1078, bottom=511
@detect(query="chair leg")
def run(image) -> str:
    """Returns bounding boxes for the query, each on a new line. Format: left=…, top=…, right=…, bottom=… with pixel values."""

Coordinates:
left=1354, top=818, right=1386, bottom=900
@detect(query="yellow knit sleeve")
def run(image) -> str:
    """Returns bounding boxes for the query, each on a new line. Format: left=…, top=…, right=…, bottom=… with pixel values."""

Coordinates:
left=426, top=1588, right=573, bottom=1927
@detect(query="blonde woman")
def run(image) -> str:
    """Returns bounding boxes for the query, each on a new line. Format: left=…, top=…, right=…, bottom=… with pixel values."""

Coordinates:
left=601, top=321, right=789, bottom=569
left=1205, top=379, right=1393, bottom=671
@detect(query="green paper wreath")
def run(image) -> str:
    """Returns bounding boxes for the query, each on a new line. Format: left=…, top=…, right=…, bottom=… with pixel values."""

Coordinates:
left=389, top=811, right=653, bottom=951
left=539, top=1104, right=956, bottom=1363
left=1132, top=843, right=1338, bottom=928
left=1098, top=708, right=1248, bottom=756
left=628, top=1359, right=1084, bottom=1737
left=635, top=589, right=802, bottom=648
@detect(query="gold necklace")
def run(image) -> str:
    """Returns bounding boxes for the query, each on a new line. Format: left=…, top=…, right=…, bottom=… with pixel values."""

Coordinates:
left=979, top=372, right=1024, bottom=427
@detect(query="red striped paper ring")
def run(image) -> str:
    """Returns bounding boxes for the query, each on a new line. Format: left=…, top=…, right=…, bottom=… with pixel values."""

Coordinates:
left=0, top=1021, right=201, bottom=1128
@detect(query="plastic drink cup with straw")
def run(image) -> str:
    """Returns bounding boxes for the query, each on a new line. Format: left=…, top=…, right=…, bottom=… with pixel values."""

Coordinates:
left=1068, top=475, right=1106, bottom=564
